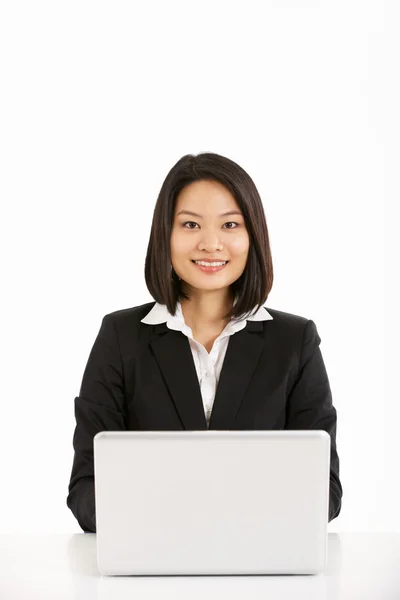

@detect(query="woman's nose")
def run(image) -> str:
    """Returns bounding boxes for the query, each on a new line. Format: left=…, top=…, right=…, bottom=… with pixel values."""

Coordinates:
left=198, top=232, right=223, bottom=249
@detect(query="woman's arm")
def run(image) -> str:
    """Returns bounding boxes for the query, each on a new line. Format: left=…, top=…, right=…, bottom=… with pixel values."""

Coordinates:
left=285, top=319, right=343, bottom=522
left=66, top=314, right=127, bottom=532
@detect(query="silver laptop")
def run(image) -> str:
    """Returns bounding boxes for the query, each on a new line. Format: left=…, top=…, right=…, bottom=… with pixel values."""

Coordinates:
left=93, top=430, right=330, bottom=576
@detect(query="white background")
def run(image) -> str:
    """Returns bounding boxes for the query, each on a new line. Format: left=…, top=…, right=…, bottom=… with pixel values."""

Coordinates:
left=1, top=0, right=397, bottom=534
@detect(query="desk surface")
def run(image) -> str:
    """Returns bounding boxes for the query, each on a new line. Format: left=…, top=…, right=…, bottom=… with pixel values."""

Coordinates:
left=0, top=533, right=399, bottom=599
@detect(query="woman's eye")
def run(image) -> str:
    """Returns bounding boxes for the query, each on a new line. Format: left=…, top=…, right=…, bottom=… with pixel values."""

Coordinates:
left=183, top=221, right=198, bottom=229
left=182, top=221, right=239, bottom=229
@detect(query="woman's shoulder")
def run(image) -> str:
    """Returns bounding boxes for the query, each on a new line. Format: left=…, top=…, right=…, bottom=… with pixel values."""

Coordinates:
left=263, top=306, right=311, bottom=328
left=263, top=306, right=320, bottom=350
left=103, top=301, right=157, bottom=325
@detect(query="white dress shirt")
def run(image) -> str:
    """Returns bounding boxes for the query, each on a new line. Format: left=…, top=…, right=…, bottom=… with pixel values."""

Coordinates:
left=141, top=298, right=273, bottom=427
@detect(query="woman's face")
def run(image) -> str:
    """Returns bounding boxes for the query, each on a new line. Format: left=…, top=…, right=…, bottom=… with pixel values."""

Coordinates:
left=170, top=179, right=250, bottom=293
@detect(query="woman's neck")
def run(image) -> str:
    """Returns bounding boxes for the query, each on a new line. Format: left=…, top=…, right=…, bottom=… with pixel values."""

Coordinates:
left=179, top=289, right=234, bottom=328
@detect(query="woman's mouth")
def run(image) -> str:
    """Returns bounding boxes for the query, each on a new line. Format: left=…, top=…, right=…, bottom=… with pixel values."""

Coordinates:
left=191, top=260, right=229, bottom=273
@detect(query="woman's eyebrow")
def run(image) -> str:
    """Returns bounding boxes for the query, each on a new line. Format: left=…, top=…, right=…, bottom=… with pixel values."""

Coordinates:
left=176, top=210, right=243, bottom=218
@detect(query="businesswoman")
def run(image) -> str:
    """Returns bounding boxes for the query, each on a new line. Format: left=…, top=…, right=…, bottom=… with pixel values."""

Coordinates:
left=66, top=152, right=343, bottom=532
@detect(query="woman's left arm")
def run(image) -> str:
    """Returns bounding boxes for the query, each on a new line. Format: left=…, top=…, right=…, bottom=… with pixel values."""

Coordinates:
left=285, top=319, right=343, bottom=522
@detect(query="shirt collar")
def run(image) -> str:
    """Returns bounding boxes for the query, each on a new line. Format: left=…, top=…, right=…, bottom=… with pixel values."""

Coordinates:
left=141, top=296, right=273, bottom=326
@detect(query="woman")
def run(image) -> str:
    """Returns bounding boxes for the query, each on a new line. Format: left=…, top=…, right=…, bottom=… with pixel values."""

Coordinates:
left=66, top=152, right=343, bottom=533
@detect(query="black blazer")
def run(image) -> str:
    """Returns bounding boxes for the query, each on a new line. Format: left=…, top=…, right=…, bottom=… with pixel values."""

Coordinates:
left=66, top=301, right=343, bottom=532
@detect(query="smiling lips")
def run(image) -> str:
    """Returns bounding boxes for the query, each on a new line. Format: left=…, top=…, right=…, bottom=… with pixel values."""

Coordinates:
left=192, top=260, right=229, bottom=273
left=192, top=258, right=229, bottom=262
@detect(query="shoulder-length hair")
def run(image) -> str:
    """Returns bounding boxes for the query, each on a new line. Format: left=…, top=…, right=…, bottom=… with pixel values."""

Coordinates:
left=144, top=152, right=273, bottom=321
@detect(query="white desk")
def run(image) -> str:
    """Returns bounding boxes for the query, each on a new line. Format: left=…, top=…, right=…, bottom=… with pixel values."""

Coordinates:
left=0, top=533, right=399, bottom=599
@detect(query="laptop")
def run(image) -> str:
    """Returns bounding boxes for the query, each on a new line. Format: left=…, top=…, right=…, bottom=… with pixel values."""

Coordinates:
left=93, top=430, right=330, bottom=576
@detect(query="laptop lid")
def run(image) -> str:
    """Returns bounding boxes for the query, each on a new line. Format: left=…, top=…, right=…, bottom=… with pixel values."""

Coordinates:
left=93, top=430, right=330, bottom=576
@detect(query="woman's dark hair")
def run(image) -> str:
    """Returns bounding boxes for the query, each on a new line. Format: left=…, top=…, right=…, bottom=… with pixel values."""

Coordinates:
left=144, top=152, right=273, bottom=321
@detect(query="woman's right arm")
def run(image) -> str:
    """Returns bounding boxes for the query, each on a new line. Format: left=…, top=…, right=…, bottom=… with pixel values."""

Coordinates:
left=66, top=314, right=127, bottom=532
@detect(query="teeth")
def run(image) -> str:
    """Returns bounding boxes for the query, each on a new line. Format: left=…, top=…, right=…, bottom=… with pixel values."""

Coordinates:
left=195, top=261, right=227, bottom=267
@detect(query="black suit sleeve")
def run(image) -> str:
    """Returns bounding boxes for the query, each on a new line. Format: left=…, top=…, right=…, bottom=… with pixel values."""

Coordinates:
left=66, top=314, right=127, bottom=532
left=285, top=319, right=343, bottom=522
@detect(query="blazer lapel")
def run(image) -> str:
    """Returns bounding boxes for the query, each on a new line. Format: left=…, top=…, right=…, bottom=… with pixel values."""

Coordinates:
left=209, top=321, right=264, bottom=429
left=150, top=324, right=208, bottom=430
left=149, top=321, right=264, bottom=431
